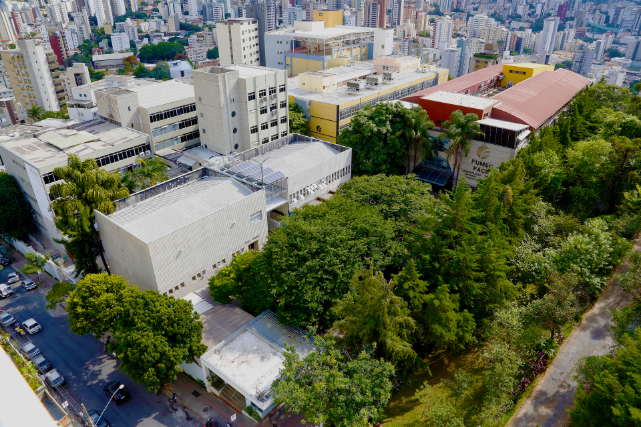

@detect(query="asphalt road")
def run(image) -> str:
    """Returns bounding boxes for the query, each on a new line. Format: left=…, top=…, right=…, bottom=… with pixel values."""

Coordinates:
left=0, top=264, right=201, bottom=427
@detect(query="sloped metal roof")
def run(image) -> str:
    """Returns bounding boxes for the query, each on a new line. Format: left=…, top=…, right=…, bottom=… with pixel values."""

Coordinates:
left=252, top=140, right=340, bottom=178
left=490, top=69, right=590, bottom=129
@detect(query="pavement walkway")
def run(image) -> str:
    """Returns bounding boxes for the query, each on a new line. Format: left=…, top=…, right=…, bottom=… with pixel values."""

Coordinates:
left=505, top=239, right=638, bottom=427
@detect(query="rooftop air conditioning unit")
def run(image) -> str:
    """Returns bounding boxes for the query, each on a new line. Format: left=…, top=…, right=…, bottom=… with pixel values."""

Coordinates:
left=383, top=71, right=397, bottom=82
left=346, top=80, right=365, bottom=94
left=366, top=75, right=383, bottom=87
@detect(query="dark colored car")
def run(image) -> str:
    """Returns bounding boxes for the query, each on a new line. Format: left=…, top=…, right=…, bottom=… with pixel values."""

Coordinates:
left=87, top=410, right=110, bottom=427
left=103, top=381, right=129, bottom=405
left=0, top=256, right=10, bottom=266
left=32, top=354, right=52, bottom=374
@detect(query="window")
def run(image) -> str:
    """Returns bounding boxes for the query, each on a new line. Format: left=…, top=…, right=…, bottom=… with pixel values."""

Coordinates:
left=270, top=103, right=277, bottom=111
left=260, top=106, right=267, bottom=114
left=149, top=103, right=196, bottom=123
left=258, top=89, right=266, bottom=98
left=268, top=86, right=276, bottom=96
left=262, top=137, right=269, bottom=144
left=250, top=125, right=258, bottom=134
left=127, top=106, right=131, bottom=111
left=180, top=282, right=185, bottom=287
left=280, top=100, right=286, bottom=108
left=250, top=210, right=262, bottom=224
left=279, top=84, right=286, bottom=93
left=231, top=111, right=236, bottom=117
left=270, top=119, right=277, bottom=127
left=271, top=134, right=278, bottom=141
left=248, top=91, right=256, bottom=101
left=281, top=131, right=288, bottom=137
left=280, top=116, right=287, bottom=124
left=93, top=143, right=151, bottom=168
left=261, top=122, right=268, bottom=130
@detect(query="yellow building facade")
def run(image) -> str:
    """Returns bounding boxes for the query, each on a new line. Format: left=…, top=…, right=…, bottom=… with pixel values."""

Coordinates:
left=500, top=63, right=555, bottom=87
left=313, top=10, right=343, bottom=27
left=289, top=66, right=449, bottom=143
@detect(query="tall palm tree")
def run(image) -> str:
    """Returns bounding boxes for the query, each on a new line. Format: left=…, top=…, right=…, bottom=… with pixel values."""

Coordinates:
left=396, top=106, right=435, bottom=174
left=26, top=106, right=43, bottom=124
left=438, top=110, right=483, bottom=186
left=132, top=158, right=169, bottom=190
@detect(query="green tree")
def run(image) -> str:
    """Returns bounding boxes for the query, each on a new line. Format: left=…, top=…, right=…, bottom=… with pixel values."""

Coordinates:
left=112, top=289, right=207, bottom=392
left=423, top=285, right=475, bottom=351
left=208, top=251, right=260, bottom=304
left=337, top=102, right=409, bottom=176
left=288, top=103, right=309, bottom=135
left=272, top=336, right=394, bottom=427
left=19, top=252, right=50, bottom=286
left=130, top=157, right=169, bottom=189
left=49, top=154, right=129, bottom=276
left=438, top=110, right=482, bottom=185
left=527, top=270, right=580, bottom=339
left=206, top=46, right=219, bottom=59
left=414, top=382, right=465, bottom=427
left=568, top=330, right=641, bottom=427
left=480, top=342, right=522, bottom=425
left=399, top=106, right=434, bottom=174
left=138, top=42, right=185, bottom=62
left=334, top=263, right=416, bottom=364
left=26, top=106, right=43, bottom=123
left=0, top=171, right=33, bottom=241
left=65, top=273, right=136, bottom=337
left=393, top=259, right=429, bottom=314
left=150, top=61, right=170, bottom=79
left=129, top=40, right=138, bottom=55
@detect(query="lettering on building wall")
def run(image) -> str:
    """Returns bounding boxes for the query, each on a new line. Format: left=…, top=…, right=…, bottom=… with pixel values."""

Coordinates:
left=461, top=145, right=493, bottom=184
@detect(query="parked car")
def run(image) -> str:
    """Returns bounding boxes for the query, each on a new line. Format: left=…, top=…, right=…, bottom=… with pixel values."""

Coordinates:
left=0, top=256, right=10, bottom=266
left=22, top=318, right=42, bottom=335
left=103, top=381, right=129, bottom=405
left=21, top=279, right=36, bottom=291
left=6, top=272, right=19, bottom=284
left=20, top=342, right=41, bottom=360
left=0, top=312, right=16, bottom=327
left=0, top=284, right=13, bottom=298
left=32, top=355, right=52, bottom=374
left=44, top=369, right=65, bottom=387
left=87, top=410, right=110, bottom=427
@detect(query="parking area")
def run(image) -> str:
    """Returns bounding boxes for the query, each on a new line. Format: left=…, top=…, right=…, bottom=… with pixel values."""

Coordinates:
left=0, top=262, right=202, bottom=427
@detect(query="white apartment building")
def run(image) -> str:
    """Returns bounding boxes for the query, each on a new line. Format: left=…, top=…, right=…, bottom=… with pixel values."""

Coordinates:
left=467, top=14, right=495, bottom=38
left=111, top=31, right=130, bottom=52
left=432, top=16, right=452, bottom=50
left=194, top=64, right=288, bottom=155
left=95, top=133, right=352, bottom=299
left=188, top=0, right=200, bottom=17
left=95, top=79, right=200, bottom=153
left=441, top=47, right=460, bottom=78
left=47, top=0, right=69, bottom=25
left=0, top=119, right=152, bottom=249
left=64, top=28, right=80, bottom=50
left=216, top=18, right=260, bottom=66
left=61, top=62, right=91, bottom=100
left=186, top=46, right=209, bottom=62
left=0, top=11, right=16, bottom=42
left=284, top=6, right=305, bottom=26
left=537, top=17, right=559, bottom=55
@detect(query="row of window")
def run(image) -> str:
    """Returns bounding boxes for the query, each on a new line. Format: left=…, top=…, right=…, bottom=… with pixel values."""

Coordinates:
left=288, top=165, right=351, bottom=204
left=250, top=117, right=286, bottom=133
left=247, top=85, right=286, bottom=101
left=94, top=143, right=151, bottom=169
left=149, top=103, right=196, bottom=123
left=338, top=78, right=438, bottom=121
left=154, top=129, right=200, bottom=151
left=151, top=116, right=198, bottom=137
left=254, top=131, right=288, bottom=145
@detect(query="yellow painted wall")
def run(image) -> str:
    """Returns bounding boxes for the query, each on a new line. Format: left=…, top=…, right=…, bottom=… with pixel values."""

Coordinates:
left=291, top=56, right=325, bottom=76
left=310, top=100, right=337, bottom=121
left=326, top=57, right=351, bottom=69
left=313, top=10, right=343, bottom=28
left=500, top=63, right=554, bottom=87
left=309, top=116, right=338, bottom=141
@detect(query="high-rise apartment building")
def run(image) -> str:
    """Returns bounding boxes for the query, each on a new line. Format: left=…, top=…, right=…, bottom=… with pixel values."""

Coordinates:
left=111, top=31, right=130, bottom=51
left=188, top=0, right=200, bottom=17
left=216, top=18, right=260, bottom=67
left=392, top=0, right=403, bottom=26
left=244, top=2, right=275, bottom=67
left=0, top=38, right=66, bottom=111
left=193, top=64, right=289, bottom=155
left=49, top=32, right=69, bottom=66
left=466, top=14, right=495, bottom=38
left=571, top=49, right=595, bottom=76
left=47, top=0, right=69, bottom=25
left=364, top=0, right=386, bottom=28
left=61, top=62, right=90, bottom=99
left=537, top=17, right=559, bottom=55
left=0, top=11, right=16, bottom=42
left=432, top=16, right=452, bottom=50
left=441, top=47, right=460, bottom=78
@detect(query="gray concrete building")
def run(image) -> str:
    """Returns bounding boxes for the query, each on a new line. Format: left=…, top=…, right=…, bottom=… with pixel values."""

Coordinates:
left=194, top=64, right=288, bottom=155
left=95, top=79, right=200, bottom=154
left=0, top=119, right=151, bottom=248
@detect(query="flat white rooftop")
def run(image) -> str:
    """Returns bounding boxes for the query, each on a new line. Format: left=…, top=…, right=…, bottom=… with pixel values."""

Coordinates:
left=478, top=117, right=529, bottom=131
left=253, top=139, right=340, bottom=178
left=107, top=176, right=256, bottom=244
left=133, top=79, right=195, bottom=108
left=422, top=90, right=501, bottom=110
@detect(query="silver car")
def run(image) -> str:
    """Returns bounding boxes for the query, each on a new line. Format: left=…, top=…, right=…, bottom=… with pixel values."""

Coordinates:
left=6, top=273, right=19, bottom=284
left=0, top=312, right=16, bottom=327
left=32, top=355, right=52, bottom=374
left=0, top=284, right=13, bottom=298
left=44, top=369, right=65, bottom=387
left=20, top=342, right=41, bottom=360
left=22, top=279, right=36, bottom=291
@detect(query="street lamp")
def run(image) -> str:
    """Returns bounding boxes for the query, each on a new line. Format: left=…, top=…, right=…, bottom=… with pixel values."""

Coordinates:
left=94, top=384, right=124, bottom=426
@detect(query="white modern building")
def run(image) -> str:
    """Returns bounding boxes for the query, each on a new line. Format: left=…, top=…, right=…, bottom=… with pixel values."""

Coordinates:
left=95, top=133, right=352, bottom=298
left=193, top=64, right=288, bottom=155
left=0, top=119, right=151, bottom=248
left=441, top=47, right=460, bottom=78
left=61, top=62, right=91, bottom=100
left=95, top=78, right=199, bottom=153
left=216, top=18, right=260, bottom=66
left=537, top=17, right=559, bottom=55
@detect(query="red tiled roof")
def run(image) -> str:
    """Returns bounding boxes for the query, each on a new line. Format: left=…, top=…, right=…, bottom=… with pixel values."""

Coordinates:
left=402, top=64, right=504, bottom=104
left=490, top=69, right=590, bottom=129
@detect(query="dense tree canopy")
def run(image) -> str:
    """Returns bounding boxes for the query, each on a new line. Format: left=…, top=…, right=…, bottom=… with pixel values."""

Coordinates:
left=0, top=171, right=33, bottom=241
left=138, top=42, right=185, bottom=62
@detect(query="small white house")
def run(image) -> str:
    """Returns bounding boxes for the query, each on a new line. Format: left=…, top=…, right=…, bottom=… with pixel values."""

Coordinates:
left=167, top=60, right=193, bottom=78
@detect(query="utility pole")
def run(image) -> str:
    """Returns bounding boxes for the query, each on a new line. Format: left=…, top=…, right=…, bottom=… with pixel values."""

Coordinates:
left=81, top=403, right=94, bottom=427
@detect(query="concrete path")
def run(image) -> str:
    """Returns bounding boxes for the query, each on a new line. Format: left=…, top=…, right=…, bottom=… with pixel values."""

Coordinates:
left=506, top=240, right=638, bottom=427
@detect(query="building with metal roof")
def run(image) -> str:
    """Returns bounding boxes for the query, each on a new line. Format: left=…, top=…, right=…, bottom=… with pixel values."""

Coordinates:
left=0, top=118, right=151, bottom=250
left=95, top=133, right=352, bottom=299
left=405, top=64, right=590, bottom=188
left=200, top=310, right=314, bottom=418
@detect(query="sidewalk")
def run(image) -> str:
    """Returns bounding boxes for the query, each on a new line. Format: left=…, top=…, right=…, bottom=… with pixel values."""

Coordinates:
left=164, top=373, right=255, bottom=427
